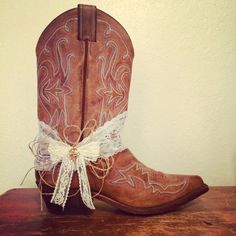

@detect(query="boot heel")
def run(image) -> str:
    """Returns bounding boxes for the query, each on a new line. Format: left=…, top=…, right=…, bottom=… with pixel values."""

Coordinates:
left=38, top=184, right=89, bottom=214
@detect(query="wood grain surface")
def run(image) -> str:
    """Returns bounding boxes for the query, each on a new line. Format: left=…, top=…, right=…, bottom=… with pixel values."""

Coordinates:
left=0, top=187, right=236, bottom=235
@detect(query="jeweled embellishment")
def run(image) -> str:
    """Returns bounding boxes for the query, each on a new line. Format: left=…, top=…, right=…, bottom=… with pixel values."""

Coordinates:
left=69, top=147, right=79, bottom=162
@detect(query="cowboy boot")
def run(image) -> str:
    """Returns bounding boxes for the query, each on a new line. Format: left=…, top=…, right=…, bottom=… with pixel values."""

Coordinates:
left=33, top=4, right=208, bottom=215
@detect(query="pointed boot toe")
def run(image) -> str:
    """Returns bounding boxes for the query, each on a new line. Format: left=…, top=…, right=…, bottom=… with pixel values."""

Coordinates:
left=183, top=175, right=209, bottom=201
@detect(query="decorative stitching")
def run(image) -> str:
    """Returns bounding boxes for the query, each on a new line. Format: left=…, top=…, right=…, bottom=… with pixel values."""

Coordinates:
left=111, top=163, right=187, bottom=195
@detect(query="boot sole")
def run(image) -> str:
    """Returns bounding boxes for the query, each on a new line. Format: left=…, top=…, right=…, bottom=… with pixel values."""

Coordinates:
left=94, top=183, right=209, bottom=215
left=39, top=183, right=209, bottom=215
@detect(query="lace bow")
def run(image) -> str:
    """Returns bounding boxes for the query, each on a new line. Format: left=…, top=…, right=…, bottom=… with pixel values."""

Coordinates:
left=48, top=137, right=100, bottom=209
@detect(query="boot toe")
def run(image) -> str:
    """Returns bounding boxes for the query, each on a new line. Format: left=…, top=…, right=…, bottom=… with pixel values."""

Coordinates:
left=179, top=175, right=209, bottom=205
left=187, top=175, right=208, bottom=192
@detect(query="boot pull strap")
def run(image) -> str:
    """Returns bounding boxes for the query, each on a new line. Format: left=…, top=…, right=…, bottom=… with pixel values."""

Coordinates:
left=78, top=4, right=97, bottom=42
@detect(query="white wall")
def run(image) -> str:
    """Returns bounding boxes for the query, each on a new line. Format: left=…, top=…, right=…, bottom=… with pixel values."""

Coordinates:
left=0, top=0, right=236, bottom=194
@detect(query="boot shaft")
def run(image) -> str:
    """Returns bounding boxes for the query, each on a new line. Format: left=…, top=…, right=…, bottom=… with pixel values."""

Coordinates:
left=37, top=5, right=134, bottom=143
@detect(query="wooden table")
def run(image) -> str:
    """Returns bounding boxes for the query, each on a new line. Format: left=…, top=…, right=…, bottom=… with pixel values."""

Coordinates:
left=0, top=187, right=235, bottom=235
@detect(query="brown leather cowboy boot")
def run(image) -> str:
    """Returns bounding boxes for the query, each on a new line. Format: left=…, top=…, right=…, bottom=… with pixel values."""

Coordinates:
left=33, top=4, right=208, bottom=215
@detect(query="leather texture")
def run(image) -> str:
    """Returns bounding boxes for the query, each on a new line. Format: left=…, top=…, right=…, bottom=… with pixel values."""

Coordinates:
left=35, top=4, right=208, bottom=214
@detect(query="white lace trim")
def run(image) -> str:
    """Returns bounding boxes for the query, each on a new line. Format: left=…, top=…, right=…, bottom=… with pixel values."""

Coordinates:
left=34, top=111, right=127, bottom=209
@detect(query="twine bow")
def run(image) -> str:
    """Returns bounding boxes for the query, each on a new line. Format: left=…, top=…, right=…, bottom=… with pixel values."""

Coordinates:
left=47, top=132, right=100, bottom=209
